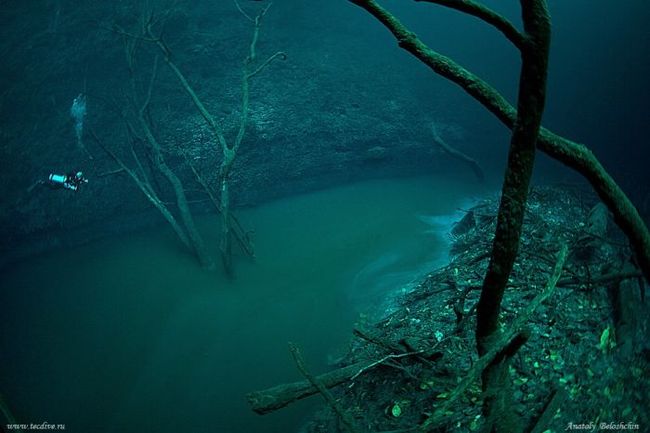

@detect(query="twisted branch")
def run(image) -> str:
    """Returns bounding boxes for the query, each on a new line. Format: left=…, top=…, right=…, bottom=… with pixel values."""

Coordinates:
left=415, top=0, right=525, bottom=49
left=348, top=0, right=650, bottom=284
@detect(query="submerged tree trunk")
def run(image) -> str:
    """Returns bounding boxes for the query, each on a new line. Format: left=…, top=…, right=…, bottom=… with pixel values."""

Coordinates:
left=134, top=56, right=214, bottom=270
left=475, top=2, right=551, bottom=431
left=476, top=0, right=551, bottom=355
left=93, top=130, right=191, bottom=252
left=94, top=48, right=214, bottom=270
left=348, top=0, right=650, bottom=285
left=219, top=168, right=233, bottom=275
left=145, top=5, right=284, bottom=276
left=149, top=135, right=215, bottom=271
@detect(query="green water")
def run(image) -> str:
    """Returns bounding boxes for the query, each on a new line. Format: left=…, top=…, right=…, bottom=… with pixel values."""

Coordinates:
left=0, top=176, right=481, bottom=433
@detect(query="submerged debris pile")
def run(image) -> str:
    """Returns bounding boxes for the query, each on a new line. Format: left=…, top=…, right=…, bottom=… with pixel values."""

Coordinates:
left=248, top=186, right=649, bottom=433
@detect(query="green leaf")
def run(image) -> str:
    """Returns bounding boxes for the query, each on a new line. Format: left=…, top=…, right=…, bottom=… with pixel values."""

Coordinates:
left=599, top=326, right=611, bottom=353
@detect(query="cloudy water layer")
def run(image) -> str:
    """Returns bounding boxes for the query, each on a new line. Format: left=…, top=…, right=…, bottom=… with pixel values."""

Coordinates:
left=0, top=175, right=483, bottom=433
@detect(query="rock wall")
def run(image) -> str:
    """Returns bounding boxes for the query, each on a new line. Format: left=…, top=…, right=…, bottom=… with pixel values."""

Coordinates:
left=1, top=0, right=500, bottom=266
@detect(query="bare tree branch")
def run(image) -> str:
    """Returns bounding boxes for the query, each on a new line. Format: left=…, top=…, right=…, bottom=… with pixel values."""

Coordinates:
left=431, top=123, right=484, bottom=181
left=415, top=0, right=525, bottom=49
left=289, top=343, right=362, bottom=433
left=348, top=0, right=650, bottom=284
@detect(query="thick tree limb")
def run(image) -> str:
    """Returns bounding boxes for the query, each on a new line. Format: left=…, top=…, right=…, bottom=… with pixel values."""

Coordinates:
left=415, top=0, right=525, bottom=49
left=147, top=32, right=229, bottom=153
left=540, top=130, right=650, bottom=284
left=90, top=129, right=191, bottom=249
left=120, top=46, right=215, bottom=269
left=476, top=0, right=551, bottom=354
left=419, top=331, right=528, bottom=431
left=347, top=0, right=650, bottom=284
left=247, top=347, right=427, bottom=415
left=246, top=360, right=367, bottom=415
left=141, top=6, right=284, bottom=275
left=249, top=246, right=567, bottom=420
left=185, top=157, right=256, bottom=258
left=480, top=15, right=553, bottom=415
left=289, top=343, right=362, bottom=433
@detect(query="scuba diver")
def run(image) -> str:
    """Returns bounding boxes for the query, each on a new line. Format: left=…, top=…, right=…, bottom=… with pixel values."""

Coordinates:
left=28, top=170, right=89, bottom=193
left=47, top=170, right=88, bottom=191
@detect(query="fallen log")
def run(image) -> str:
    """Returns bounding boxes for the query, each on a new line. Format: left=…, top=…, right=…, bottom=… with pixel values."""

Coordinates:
left=289, top=343, right=362, bottom=433
left=246, top=360, right=367, bottom=415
